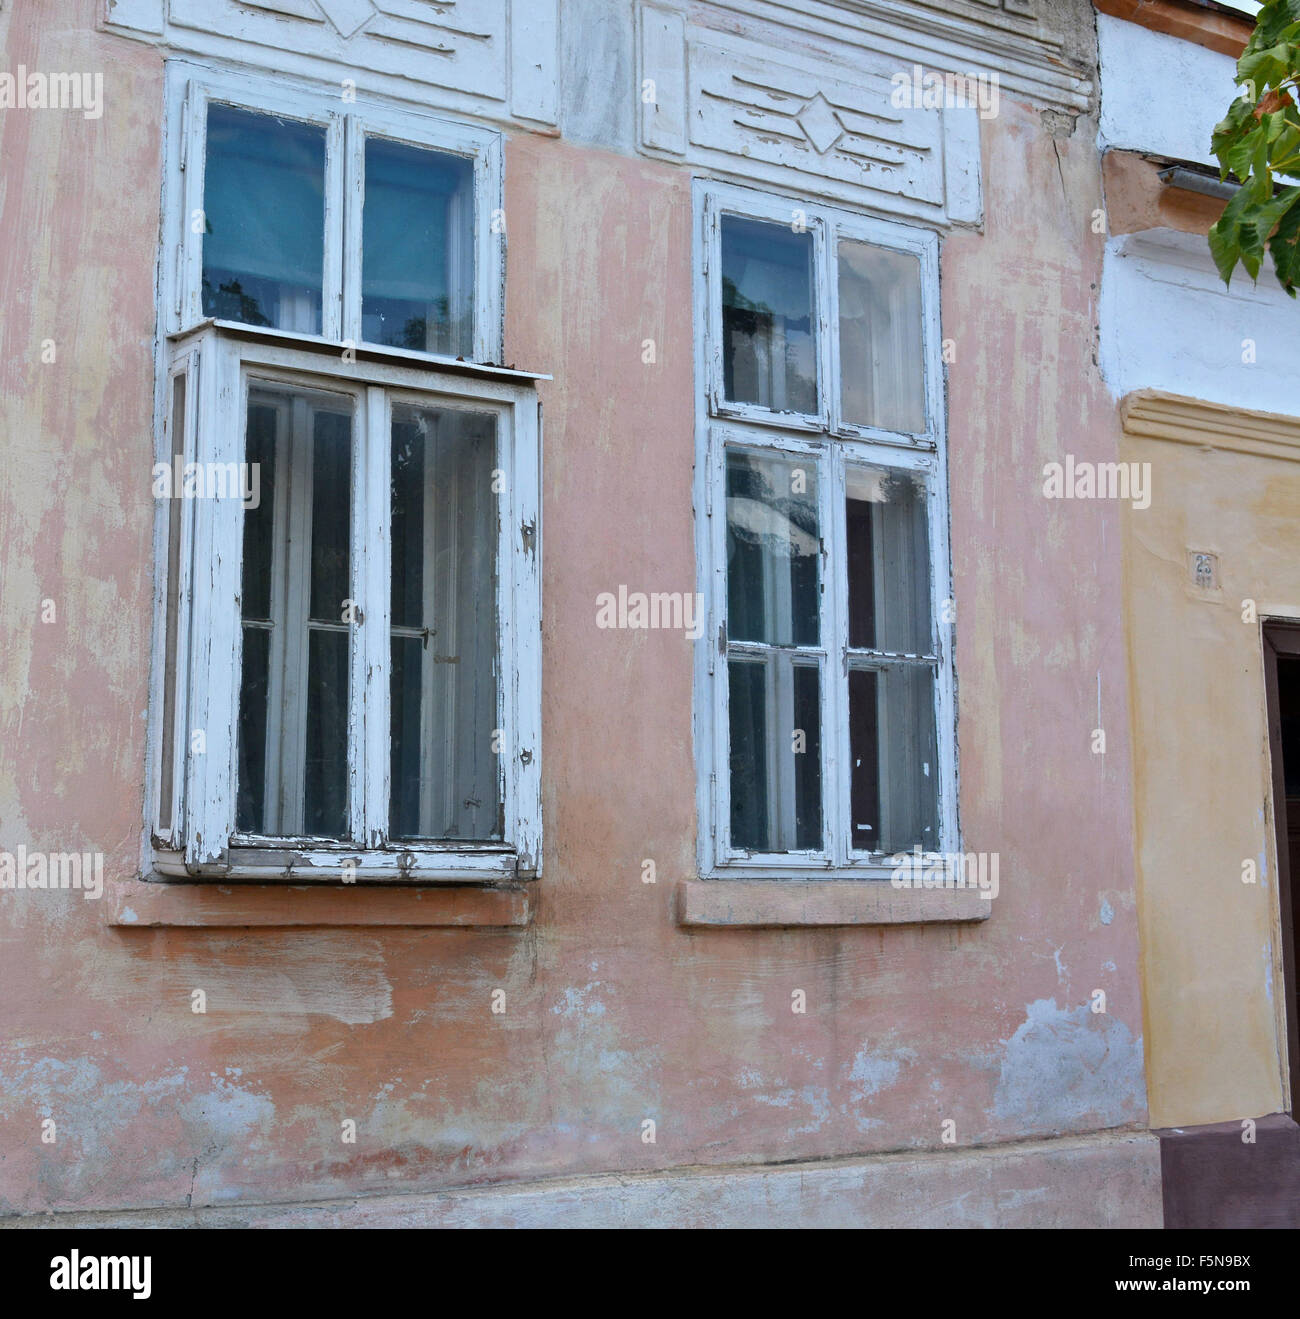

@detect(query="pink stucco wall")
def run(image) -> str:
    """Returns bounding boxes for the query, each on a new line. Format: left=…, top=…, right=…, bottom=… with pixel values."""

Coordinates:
left=0, top=2, right=1147, bottom=1215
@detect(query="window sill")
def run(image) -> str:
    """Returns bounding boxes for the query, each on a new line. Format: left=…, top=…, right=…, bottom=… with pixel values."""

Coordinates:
left=676, top=879, right=990, bottom=928
left=105, top=877, right=533, bottom=928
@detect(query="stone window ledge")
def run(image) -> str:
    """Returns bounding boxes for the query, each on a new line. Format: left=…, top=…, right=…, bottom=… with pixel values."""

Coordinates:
left=677, top=880, right=990, bottom=928
left=104, top=877, right=533, bottom=928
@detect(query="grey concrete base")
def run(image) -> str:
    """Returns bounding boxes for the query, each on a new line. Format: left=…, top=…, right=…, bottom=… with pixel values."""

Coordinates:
left=6, top=1130, right=1162, bottom=1229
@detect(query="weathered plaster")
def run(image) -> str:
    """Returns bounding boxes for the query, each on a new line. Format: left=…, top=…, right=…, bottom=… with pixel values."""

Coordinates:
left=0, top=2, right=1152, bottom=1221
left=1120, top=397, right=1300, bottom=1126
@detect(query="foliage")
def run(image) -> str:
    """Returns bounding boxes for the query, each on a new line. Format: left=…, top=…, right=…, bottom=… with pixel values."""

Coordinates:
left=1208, top=0, right=1300, bottom=295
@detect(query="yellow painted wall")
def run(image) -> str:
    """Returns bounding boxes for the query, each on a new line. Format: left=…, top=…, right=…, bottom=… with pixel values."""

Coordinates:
left=1122, top=394, right=1300, bottom=1127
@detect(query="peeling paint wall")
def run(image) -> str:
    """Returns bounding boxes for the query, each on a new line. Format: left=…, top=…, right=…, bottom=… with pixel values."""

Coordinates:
left=0, top=0, right=1150, bottom=1218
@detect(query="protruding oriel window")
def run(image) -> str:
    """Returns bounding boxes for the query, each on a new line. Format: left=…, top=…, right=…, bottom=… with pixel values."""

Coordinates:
left=154, top=66, right=536, bottom=887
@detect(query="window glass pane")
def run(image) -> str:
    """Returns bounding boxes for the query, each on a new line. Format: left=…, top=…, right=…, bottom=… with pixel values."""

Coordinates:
left=202, top=104, right=326, bottom=334
left=838, top=240, right=925, bottom=433
left=849, top=663, right=938, bottom=855
left=363, top=138, right=474, bottom=356
left=721, top=215, right=816, bottom=414
left=728, top=656, right=822, bottom=853
left=236, top=389, right=352, bottom=838
left=236, top=625, right=270, bottom=836
left=305, top=629, right=349, bottom=837
left=390, top=405, right=499, bottom=841
left=726, top=450, right=819, bottom=648
left=846, top=466, right=931, bottom=655
left=309, top=410, right=351, bottom=622
left=240, top=403, right=277, bottom=622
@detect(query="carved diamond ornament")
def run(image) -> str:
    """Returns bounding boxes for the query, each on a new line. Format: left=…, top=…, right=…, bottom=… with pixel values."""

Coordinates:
left=314, top=0, right=376, bottom=39
left=796, top=93, right=844, bottom=155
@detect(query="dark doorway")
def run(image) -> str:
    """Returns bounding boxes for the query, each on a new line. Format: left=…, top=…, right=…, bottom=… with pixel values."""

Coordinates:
left=1263, top=622, right=1300, bottom=1113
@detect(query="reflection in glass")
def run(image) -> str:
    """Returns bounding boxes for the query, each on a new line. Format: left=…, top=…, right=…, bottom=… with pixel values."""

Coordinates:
left=721, top=215, right=817, bottom=414
left=726, top=450, right=819, bottom=648
left=849, top=663, right=938, bottom=855
left=845, top=466, right=931, bottom=656
left=726, top=447, right=823, bottom=853
left=236, top=389, right=352, bottom=838
left=729, top=657, right=822, bottom=853
left=838, top=240, right=925, bottom=433
left=390, top=406, right=499, bottom=840
left=202, top=104, right=326, bottom=333
left=363, top=138, right=474, bottom=355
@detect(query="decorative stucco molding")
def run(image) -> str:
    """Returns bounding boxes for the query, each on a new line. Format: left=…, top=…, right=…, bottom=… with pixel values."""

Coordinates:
left=101, top=0, right=559, bottom=129
left=641, top=9, right=981, bottom=225
left=1121, top=390, right=1300, bottom=464
left=636, top=0, right=1092, bottom=225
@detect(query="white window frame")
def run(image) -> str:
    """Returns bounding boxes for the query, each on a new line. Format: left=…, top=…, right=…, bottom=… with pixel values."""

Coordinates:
left=149, top=324, right=542, bottom=884
left=162, top=61, right=504, bottom=364
left=693, top=179, right=957, bottom=880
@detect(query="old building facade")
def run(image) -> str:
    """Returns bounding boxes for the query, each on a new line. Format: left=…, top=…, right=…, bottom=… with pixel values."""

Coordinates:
left=0, top=0, right=1292, bottom=1227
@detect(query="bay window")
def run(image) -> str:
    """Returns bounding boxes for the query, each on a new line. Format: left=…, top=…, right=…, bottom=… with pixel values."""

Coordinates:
left=149, top=67, right=539, bottom=884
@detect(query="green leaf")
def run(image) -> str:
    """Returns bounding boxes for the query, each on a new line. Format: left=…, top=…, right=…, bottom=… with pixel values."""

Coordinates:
left=1239, top=44, right=1291, bottom=90
left=1209, top=185, right=1254, bottom=284
left=1267, top=188, right=1300, bottom=294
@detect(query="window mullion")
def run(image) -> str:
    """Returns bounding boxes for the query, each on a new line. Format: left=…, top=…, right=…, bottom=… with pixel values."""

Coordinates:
left=323, top=111, right=347, bottom=342
left=353, top=385, right=391, bottom=849
left=825, top=444, right=850, bottom=868
left=178, top=82, right=207, bottom=328
left=824, top=218, right=843, bottom=434
left=812, top=214, right=832, bottom=431
left=340, top=113, right=362, bottom=348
